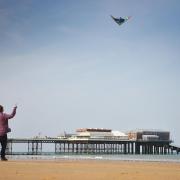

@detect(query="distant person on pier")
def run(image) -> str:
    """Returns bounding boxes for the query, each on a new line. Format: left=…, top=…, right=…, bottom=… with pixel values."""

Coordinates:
left=0, top=105, right=17, bottom=161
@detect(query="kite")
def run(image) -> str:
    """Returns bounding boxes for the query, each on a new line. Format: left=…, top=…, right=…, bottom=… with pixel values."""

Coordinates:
left=111, top=15, right=131, bottom=26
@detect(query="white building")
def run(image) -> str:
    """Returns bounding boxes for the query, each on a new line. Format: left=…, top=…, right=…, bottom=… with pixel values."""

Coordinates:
left=70, top=128, right=128, bottom=140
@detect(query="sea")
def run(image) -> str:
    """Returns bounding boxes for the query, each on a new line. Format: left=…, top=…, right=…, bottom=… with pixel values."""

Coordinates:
left=7, top=153, right=180, bottom=163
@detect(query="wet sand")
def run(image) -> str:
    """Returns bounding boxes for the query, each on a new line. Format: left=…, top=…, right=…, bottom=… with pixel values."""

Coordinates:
left=0, top=160, right=180, bottom=180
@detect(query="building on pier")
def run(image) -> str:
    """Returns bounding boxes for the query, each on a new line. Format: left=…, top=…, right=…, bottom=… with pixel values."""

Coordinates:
left=69, top=128, right=128, bottom=140
left=127, top=129, right=170, bottom=141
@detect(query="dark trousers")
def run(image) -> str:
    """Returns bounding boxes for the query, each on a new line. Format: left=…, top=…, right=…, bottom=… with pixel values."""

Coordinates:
left=0, top=134, right=7, bottom=158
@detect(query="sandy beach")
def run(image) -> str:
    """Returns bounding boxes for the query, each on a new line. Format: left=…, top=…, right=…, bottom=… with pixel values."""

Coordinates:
left=0, top=160, right=180, bottom=180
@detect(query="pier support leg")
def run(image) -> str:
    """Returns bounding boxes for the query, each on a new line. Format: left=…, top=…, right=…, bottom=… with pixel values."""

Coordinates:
left=28, top=141, right=42, bottom=155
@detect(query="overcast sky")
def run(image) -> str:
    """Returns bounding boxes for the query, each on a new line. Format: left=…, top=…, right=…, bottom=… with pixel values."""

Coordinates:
left=0, top=0, right=180, bottom=145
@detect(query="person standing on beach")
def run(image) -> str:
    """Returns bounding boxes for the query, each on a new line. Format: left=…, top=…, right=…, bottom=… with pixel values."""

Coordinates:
left=0, top=105, right=17, bottom=161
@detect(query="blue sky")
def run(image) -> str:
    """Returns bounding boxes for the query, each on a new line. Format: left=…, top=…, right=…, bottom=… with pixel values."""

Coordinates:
left=0, top=0, right=180, bottom=145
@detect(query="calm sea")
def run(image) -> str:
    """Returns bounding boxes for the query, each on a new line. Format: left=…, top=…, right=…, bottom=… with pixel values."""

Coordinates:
left=8, top=153, right=180, bottom=163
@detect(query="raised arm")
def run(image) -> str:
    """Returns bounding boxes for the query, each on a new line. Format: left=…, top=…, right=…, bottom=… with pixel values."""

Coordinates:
left=4, top=106, right=17, bottom=119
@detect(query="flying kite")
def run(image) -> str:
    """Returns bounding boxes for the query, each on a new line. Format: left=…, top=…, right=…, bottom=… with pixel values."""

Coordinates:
left=111, top=15, right=131, bottom=26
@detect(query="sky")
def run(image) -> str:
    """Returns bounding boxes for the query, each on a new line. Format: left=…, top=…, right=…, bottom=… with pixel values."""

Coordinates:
left=0, top=0, right=180, bottom=145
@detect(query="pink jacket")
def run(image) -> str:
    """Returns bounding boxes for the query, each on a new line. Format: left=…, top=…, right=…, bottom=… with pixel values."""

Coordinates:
left=0, top=107, right=17, bottom=136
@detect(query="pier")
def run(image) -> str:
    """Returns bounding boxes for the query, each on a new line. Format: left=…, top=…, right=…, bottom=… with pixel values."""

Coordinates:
left=6, top=138, right=178, bottom=155
left=6, top=129, right=179, bottom=155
